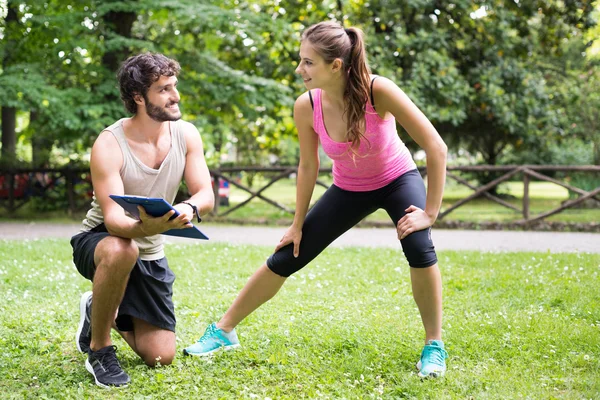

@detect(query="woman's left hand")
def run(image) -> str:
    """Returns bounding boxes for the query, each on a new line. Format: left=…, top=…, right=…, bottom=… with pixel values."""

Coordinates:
left=396, top=205, right=434, bottom=240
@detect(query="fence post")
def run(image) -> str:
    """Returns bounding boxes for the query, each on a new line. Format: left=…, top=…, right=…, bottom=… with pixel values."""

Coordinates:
left=523, top=172, right=530, bottom=220
left=212, top=170, right=220, bottom=215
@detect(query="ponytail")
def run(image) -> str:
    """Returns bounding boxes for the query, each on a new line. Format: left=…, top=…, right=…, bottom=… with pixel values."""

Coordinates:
left=301, top=22, right=371, bottom=153
left=343, top=27, right=371, bottom=152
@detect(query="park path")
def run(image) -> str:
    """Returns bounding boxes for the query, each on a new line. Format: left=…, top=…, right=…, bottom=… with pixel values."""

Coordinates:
left=0, top=222, right=598, bottom=253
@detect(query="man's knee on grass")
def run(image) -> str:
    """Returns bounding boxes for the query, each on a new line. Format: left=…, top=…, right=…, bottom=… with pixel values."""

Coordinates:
left=132, top=321, right=176, bottom=367
left=138, top=341, right=176, bottom=367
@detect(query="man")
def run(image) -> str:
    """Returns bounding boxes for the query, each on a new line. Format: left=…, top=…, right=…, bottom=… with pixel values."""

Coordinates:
left=70, top=53, right=214, bottom=388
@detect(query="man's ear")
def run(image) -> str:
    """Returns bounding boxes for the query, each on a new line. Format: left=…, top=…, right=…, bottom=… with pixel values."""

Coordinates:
left=133, top=93, right=144, bottom=106
left=331, top=58, right=344, bottom=73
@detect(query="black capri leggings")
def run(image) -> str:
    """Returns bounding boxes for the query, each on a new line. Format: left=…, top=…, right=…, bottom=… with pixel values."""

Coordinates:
left=267, top=169, right=438, bottom=277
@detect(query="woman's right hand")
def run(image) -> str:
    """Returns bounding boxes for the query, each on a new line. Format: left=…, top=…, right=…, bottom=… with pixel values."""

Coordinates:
left=274, top=225, right=303, bottom=258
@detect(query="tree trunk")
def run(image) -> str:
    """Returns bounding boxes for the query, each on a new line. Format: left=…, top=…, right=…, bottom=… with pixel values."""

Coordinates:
left=336, top=0, right=344, bottom=15
left=1, top=107, right=17, bottom=166
left=99, top=1, right=137, bottom=111
left=481, top=131, right=501, bottom=195
left=593, top=131, right=600, bottom=165
left=101, top=6, right=136, bottom=72
left=30, top=111, right=52, bottom=167
left=1, top=2, right=19, bottom=167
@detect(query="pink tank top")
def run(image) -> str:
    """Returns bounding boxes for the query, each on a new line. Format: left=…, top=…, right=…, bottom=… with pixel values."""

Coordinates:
left=312, top=88, right=416, bottom=191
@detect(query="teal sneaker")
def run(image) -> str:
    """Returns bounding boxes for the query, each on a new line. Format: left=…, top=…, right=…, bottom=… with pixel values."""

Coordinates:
left=416, top=340, right=448, bottom=378
left=183, top=323, right=240, bottom=356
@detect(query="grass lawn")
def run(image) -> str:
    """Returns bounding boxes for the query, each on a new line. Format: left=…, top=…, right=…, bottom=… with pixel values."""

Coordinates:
left=0, top=240, right=598, bottom=399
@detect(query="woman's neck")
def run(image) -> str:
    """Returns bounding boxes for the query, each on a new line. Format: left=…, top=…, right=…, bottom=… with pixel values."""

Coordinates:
left=321, top=74, right=347, bottom=108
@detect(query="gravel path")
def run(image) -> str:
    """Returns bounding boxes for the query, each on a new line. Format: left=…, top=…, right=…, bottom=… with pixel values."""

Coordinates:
left=0, top=222, right=598, bottom=253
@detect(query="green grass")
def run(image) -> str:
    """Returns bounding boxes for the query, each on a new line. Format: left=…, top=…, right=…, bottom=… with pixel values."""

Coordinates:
left=1, top=240, right=599, bottom=398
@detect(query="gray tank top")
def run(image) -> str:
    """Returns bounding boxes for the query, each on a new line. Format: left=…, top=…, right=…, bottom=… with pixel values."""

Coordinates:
left=81, top=118, right=188, bottom=260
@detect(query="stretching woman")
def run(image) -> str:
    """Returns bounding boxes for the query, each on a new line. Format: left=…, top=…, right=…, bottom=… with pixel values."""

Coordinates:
left=185, top=21, right=449, bottom=378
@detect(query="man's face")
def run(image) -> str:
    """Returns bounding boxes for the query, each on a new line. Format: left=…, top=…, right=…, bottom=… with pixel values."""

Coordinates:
left=142, top=75, right=181, bottom=122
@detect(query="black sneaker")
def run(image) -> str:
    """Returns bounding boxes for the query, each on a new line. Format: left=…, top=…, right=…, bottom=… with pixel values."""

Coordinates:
left=85, top=345, right=130, bottom=388
left=75, top=291, right=92, bottom=354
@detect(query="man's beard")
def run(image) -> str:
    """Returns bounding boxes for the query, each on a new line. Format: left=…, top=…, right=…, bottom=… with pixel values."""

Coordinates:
left=144, top=96, right=181, bottom=122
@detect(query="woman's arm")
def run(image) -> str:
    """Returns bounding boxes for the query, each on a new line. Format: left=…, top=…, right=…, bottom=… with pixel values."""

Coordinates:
left=373, top=77, right=448, bottom=238
left=292, top=92, right=320, bottom=228
left=274, top=92, right=320, bottom=256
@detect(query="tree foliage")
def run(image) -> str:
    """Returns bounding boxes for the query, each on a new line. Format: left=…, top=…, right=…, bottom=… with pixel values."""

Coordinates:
left=348, top=0, right=597, bottom=166
left=0, top=0, right=598, bottom=168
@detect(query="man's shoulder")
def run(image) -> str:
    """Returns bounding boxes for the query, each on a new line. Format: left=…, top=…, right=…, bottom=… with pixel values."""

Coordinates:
left=174, top=119, right=199, bottom=134
left=103, top=118, right=127, bottom=134
left=92, top=128, right=122, bottom=164
left=94, top=130, right=119, bottom=146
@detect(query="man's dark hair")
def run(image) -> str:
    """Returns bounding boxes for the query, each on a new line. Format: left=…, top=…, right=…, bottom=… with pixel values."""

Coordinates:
left=117, top=53, right=181, bottom=114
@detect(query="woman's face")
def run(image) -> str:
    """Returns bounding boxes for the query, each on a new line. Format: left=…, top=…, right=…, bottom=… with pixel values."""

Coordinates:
left=295, top=41, right=337, bottom=89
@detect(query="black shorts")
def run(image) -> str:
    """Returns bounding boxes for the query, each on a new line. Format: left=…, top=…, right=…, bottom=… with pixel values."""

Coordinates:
left=267, top=169, right=438, bottom=277
left=70, top=224, right=176, bottom=332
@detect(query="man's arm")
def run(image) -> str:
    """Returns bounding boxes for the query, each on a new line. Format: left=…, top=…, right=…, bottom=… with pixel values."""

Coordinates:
left=92, top=131, right=191, bottom=238
left=172, top=123, right=215, bottom=220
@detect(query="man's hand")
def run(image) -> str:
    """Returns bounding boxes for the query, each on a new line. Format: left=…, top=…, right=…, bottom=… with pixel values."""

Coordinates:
left=173, top=203, right=195, bottom=222
left=137, top=206, right=193, bottom=236
left=274, top=225, right=303, bottom=258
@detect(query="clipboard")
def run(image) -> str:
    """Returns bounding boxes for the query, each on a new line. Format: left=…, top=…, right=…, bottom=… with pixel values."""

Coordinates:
left=109, top=194, right=209, bottom=240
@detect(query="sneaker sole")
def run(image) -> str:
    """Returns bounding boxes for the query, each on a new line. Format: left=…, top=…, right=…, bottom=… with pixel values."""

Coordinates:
left=183, top=343, right=241, bottom=357
left=85, top=358, right=129, bottom=389
left=76, top=291, right=92, bottom=353
left=416, top=360, right=446, bottom=378
left=417, top=370, right=445, bottom=378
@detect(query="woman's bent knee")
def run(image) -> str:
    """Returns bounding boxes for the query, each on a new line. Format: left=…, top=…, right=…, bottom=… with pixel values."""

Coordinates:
left=401, top=228, right=437, bottom=268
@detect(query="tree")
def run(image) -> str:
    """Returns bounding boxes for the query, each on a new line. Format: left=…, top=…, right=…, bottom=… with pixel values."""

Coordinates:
left=0, top=1, right=105, bottom=166
left=347, top=0, right=596, bottom=168
left=1, top=1, right=20, bottom=166
left=0, top=0, right=297, bottom=167
left=1, top=0, right=597, bottom=172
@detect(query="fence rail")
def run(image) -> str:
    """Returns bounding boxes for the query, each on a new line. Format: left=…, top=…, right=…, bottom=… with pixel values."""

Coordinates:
left=1, top=165, right=599, bottom=224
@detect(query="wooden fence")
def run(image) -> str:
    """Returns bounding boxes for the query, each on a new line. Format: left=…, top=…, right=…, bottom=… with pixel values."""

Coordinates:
left=1, top=165, right=599, bottom=224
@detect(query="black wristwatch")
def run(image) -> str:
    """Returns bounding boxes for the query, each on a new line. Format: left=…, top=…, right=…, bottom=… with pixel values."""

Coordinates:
left=181, top=201, right=201, bottom=223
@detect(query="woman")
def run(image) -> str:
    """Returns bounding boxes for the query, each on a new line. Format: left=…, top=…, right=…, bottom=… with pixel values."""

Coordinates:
left=185, top=21, right=449, bottom=378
